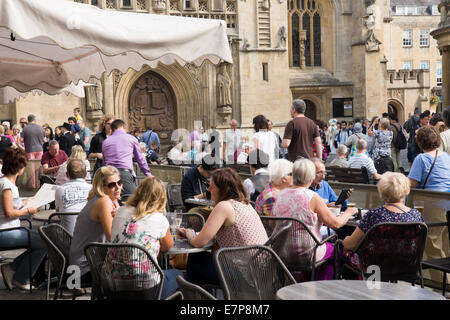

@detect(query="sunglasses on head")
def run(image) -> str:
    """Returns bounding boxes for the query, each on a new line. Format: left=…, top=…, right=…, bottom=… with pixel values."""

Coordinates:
left=105, top=180, right=122, bottom=189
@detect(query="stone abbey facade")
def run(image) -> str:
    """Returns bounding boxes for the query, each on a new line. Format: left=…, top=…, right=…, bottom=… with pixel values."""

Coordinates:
left=0, top=0, right=443, bottom=152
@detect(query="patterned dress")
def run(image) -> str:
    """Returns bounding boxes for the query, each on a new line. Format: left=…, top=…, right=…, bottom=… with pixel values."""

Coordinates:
left=347, top=206, right=424, bottom=269
left=273, top=187, right=327, bottom=262
left=106, top=206, right=169, bottom=287
left=371, top=130, right=393, bottom=161
left=215, top=199, right=268, bottom=248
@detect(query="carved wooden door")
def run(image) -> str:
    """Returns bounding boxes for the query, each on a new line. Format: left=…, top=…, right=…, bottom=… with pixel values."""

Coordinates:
left=129, top=71, right=177, bottom=156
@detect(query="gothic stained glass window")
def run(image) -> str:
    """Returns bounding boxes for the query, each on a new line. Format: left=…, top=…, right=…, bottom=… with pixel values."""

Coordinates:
left=288, top=0, right=321, bottom=67
left=303, top=13, right=311, bottom=67
left=313, top=12, right=321, bottom=66
left=292, top=13, right=300, bottom=67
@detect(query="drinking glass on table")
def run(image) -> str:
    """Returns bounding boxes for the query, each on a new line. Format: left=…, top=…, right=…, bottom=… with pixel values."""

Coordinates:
left=414, top=201, right=425, bottom=215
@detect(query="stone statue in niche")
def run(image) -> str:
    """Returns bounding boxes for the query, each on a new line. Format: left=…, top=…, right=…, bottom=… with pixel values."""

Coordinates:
left=439, top=1, right=450, bottom=28
left=364, top=0, right=377, bottom=30
left=217, top=63, right=232, bottom=108
left=85, top=76, right=103, bottom=112
left=276, top=26, right=288, bottom=48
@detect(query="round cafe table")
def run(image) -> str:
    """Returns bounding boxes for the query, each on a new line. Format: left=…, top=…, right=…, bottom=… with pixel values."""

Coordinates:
left=184, top=198, right=215, bottom=207
left=160, top=238, right=212, bottom=269
left=276, top=280, right=445, bottom=300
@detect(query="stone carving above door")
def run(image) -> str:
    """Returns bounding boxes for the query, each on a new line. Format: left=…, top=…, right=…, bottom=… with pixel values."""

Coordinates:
left=128, top=71, right=177, bottom=154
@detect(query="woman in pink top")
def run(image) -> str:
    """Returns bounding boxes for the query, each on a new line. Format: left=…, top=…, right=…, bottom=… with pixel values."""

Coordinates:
left=178, top=168, right=268, bottom=286
left=273, top=158, right=357, bottom=280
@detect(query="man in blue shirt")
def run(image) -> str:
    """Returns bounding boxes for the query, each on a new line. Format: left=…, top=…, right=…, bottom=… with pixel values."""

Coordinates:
left=141, top=125, right=160, bottom=153
left=310, top=158, right=353, bottom=237
left=309, top=158, right=352, bottom=209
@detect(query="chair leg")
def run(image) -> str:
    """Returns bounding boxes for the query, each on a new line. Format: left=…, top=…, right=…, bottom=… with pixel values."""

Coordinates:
left=28, top=245, right=32, bottom=294
left=443, top=272, right=447, bottom=297
left=46, top=261, right=51, bottom=300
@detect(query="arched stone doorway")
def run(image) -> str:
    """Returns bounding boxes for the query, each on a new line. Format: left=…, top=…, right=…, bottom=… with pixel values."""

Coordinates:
left=128, top=71, right=177, bottom=155
left=304, top=99, right=317, bottom=121
left=387, top=99, right=404, bottom=123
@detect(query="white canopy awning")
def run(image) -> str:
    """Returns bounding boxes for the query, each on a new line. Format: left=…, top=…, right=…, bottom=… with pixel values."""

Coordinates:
left=0, top=0, right=232, bottom=94
left=0, top=81, right=96, bottom=104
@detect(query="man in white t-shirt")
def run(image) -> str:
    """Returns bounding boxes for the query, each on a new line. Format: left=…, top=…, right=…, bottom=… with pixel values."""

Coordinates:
left=54, top=159, right=92, bottom=234
left=222, top=119, right=242, bottom=164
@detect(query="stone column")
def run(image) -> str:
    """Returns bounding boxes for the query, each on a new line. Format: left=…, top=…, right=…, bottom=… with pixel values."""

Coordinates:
left=441, top=46, right=450, bottom=108
left=432, top=2, right=450, bottom=109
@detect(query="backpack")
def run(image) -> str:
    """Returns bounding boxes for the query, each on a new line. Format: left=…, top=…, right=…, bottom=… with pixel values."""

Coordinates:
left=392, top=124, right=407, bottom=150
left=375, top=156, right=394, bottom=174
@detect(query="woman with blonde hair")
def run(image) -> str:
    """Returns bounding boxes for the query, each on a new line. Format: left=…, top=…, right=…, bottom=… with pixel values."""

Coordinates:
left=69, top=166, right=122, bottom=284
left=88, top=114, right=115, bottom=174
left=55, top=145, right=91, bottom=185
left=11, top=125, right=24, bottom=151
left=109, top=177, right=182, bottom=299
left=342, top=172, right=424, bottom=267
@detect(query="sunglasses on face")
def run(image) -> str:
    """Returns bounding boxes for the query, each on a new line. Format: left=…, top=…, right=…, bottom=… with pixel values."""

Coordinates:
left=105, top=180, right=122, bottom=189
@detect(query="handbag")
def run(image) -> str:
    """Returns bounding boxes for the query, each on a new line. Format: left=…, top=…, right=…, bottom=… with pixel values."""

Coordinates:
left=422, top=150, right=438, bottom=189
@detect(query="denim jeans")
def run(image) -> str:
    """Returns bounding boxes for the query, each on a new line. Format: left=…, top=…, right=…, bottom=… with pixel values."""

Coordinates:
left=0, top=228, right=47, bottom=284
left=161, top=269, right=183, bottom=299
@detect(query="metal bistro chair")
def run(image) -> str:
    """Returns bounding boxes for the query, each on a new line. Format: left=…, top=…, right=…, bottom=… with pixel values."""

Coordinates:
left=47, top=212, right=80, bottom=230
left=262, top=217, right=338, bottom=281
left=0, top=217, right=33, bottom=293
left=214, top=245, right=296, bottom=300
left=85, top=242, right=170, bottom=300
left=180, top=212, right=205, bottom=232
left=260, top=216, right=292, bottom=250
left=339, top=222, right=428, bottom=287
left=166, top=183, right=186, bottom=212
left=176, top=275, right=217, bottom=300
left=38, top=224, right=76, bottom=300
left=422, top=211, right=450, bottom=296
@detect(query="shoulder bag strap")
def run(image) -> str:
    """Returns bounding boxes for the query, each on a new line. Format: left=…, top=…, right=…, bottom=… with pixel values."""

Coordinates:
left=422, top=150, right=438, bottom=189
left=387, top=204, right=409, bottom=214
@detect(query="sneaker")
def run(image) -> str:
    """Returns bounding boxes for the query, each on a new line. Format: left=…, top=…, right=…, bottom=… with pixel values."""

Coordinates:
left=12, top=280, right=35, bottom=291
left=1, top=263, right=15, bottom=291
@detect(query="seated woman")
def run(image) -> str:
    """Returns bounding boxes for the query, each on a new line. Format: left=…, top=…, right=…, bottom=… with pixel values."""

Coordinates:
left=178, top=168, right=269, bottom=286
left=273, top=158, right=358, bottom=280
left=68, top=166, right=122, bottom=284
left=408, top=125, right=450, bottom=192
left=55, top=145, right=91, bottom=185
left=342, top=172, right=424, bottom=269
left=255, top=158, right=293, bottom=216
left=109, top=177, right=182, bottom=299
left=0, top=149, right=46, bottom=291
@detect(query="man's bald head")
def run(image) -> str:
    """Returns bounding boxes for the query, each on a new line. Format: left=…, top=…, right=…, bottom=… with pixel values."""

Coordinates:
left=230, top=119, right=238, bottom=130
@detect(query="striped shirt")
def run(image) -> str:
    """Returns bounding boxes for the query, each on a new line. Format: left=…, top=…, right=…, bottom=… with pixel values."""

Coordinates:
left=348, top=153, right=377, bottom=175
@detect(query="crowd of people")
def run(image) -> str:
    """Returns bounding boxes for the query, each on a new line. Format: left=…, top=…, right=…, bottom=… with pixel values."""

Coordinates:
left=0, top=99, right=449, bottom=295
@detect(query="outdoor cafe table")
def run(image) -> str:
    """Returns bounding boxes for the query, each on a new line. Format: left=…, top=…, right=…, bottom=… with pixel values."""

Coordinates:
left=276, top=280, right=446, bottom=300
left=160, top=238, right=213, bottom=269
left=184, top=198, right=215, bottom=207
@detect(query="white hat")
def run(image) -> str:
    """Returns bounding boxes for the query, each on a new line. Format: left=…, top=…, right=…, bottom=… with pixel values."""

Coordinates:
left=242, top=143, right=253, bottom=149
left=329, top=119, right=337, bottom=125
